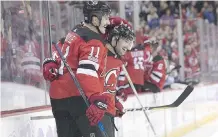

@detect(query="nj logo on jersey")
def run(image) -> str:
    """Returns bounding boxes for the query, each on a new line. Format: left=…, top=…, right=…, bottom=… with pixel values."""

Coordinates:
left=104, top=68, right=119, bottom=94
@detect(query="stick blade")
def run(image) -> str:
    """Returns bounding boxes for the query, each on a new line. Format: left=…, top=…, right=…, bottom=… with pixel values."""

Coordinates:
left=171, top=85, right=194, bottom=107
left=149, top=85, right=194, bottom=110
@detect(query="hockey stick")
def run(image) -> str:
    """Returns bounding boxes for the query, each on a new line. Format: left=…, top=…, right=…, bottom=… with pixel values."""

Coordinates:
left=125, top=85, right=194, bottom=112
left=30, top=85, right=194, bottom=120
left=167, top=65, right=181, bottom=75
left=38, top=44, right=108, bottom=137
left=121, top=64, right=157, bottom=136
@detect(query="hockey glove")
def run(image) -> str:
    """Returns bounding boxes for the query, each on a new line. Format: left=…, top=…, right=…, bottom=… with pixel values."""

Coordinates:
left=86, top=94, right=109, bottom=126
left=43, top=58, right=59, bottom=81
left=116, top=86, right=132, bottom=102
left=115, top=98, right=125, bottom=117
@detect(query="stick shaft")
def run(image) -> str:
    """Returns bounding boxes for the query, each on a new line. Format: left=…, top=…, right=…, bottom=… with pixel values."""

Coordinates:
left=121, top=65, right=157, bottom=136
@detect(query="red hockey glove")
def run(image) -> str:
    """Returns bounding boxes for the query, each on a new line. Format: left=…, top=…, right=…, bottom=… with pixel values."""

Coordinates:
left=115, top=99, right=125, bottom=117
left=117, top=86, right=132, bottom=102
left=43, top=58, right=59, bottom=81
left=86, top=94, right=109, bottom=126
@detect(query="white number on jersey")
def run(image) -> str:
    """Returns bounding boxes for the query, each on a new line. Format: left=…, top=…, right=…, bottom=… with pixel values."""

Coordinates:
left=89, top=46, right=100, bottom=58
left=88, top=46, right=100, bottom=63
left=134, top=57, right=144, bottom=70
left=157, top=63, right=163, bottom=70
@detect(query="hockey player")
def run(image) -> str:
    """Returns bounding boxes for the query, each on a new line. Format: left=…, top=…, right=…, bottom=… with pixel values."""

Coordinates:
left=116, top=36, right=153, bottom=101
left=184, top=44, right=200, bottom=85
left=117, top=36, right=166, bottom=101
left=103, top=16, right=135, bottom=127
left=143, top=37, right=166, bottom=93
left=43, top=1, right=111, bottom=137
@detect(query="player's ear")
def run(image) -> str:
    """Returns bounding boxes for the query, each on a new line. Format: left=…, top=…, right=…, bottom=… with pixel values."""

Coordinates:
left=91, top=16, right=100, bottom=26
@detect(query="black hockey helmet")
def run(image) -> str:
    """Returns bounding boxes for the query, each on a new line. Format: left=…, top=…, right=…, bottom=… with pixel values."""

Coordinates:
left=106, top=17, right=135, bottom=42
left=109, top=25, right=135, bottom=42
left=83, top=1, right=111, bottom=24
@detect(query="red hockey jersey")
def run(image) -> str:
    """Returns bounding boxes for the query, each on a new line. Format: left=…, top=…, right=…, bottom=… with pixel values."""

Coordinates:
left=21, top=40, right=42, bottom=85
left=117, top=44, right=152, bottom=94
left=144, top=55, right=166, bottom=90
left=184, top=50, right=200, bottom=78
left=103, top=51, right=123, bottom=116
left=50, top=25, right=107, bottom=99
left=122, top=45, right=147, bottom=85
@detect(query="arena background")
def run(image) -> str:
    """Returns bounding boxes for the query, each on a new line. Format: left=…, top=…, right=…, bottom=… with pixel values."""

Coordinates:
left=1, top=1, right=218, bottom=137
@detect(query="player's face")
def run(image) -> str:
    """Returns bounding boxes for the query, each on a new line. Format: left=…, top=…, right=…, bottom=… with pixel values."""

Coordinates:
left=99, top=14, right=110, bottom=34
left=115, top=38, right=133, bottom=56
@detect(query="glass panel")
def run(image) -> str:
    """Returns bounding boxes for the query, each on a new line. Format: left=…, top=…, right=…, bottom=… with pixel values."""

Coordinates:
left=182, top=19, right=201, bottom=84
left=1, top=1, right=217, bottom=113
left=1, top=1, right=50, bottom=111
left=198, top=19, right=218, bottom=82
left=137, top=2, right=180, bottom=84
left=136, top=1, right=218, bottom=84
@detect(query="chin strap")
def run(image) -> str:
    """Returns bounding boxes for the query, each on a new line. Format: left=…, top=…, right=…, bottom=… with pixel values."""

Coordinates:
left=95, top=26, right=102, bottom=34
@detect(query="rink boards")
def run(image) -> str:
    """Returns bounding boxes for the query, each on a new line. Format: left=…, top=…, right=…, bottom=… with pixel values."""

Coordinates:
left=1, top=83, right=218, bottom=137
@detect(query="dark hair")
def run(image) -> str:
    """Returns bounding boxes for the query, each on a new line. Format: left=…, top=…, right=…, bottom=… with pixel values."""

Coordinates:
left=106, top=24, right=135, bottom=42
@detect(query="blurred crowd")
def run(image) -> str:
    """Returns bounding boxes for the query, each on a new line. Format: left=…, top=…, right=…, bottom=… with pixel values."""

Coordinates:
left=135, top=1, right=218, bottom=86
left=139, top=1, right=218, bottom=26
left=1, top=1, right=218, bottom=90
left=1, top=1, right=51, bottom=88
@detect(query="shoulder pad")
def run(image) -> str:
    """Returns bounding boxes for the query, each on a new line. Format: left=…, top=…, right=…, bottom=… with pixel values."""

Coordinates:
left=72, top=26, right=106, bottom=45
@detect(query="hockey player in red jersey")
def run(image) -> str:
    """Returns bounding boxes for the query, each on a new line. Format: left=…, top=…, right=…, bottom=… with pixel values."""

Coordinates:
left=184, top=44, right=200, bottom=84
left=117, top=36, right=166, bottom=101
left=116, top=36, right=152, bottom=101
left=143, top=37, right=166, bottom=93
left=43, top=1, right=111, bottom=137
left=101, top=16, right=135, bottom=135
left=104, top=16, right=135, bottom=115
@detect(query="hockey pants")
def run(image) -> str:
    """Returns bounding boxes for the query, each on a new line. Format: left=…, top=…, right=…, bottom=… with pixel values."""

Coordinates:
left=51, top=96, right=115, bottom=137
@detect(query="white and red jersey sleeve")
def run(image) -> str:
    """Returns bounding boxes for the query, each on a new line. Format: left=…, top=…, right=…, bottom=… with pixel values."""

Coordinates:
left=144, top=55, right=166, bottom=90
